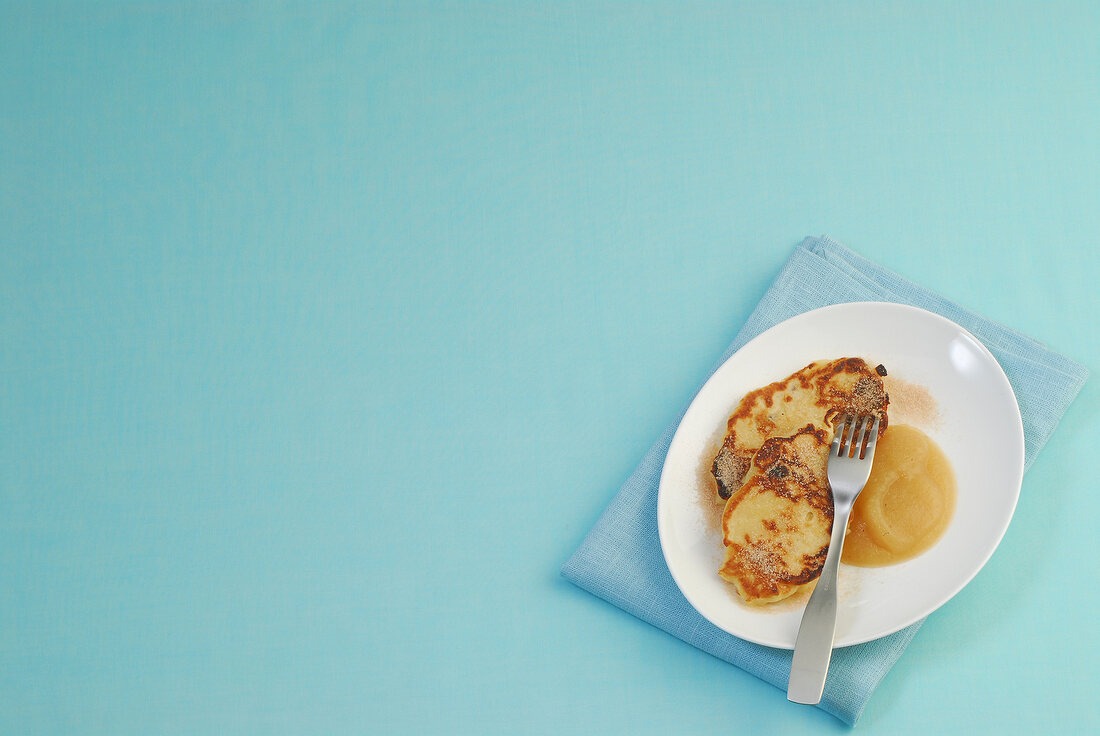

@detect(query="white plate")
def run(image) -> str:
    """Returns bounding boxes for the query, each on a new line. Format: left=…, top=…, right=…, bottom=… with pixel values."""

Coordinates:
left=657, top=302, right=1024, bottom=648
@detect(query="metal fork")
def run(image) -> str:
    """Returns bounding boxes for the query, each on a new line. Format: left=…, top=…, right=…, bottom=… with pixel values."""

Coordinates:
left=787, top=414, right=882, bottom=705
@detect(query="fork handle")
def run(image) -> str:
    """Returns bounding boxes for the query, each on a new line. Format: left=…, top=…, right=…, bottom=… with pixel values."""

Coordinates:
left=787, top=506, right=853, bottom=705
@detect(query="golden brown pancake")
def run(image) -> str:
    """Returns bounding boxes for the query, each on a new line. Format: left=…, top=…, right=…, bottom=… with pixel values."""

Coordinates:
left=719, top=425, right=834, bottom=604
left=711, top=358, right=889, bottom=502
left=714, top=357, right=890, bottom=605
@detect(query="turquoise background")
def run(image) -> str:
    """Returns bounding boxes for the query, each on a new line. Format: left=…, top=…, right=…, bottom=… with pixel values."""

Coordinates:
left=2, top=2, right=1097, bottom=733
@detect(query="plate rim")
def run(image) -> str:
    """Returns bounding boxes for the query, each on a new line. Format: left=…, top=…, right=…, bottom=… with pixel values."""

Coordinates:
left=656, top=300, right=1025, bottom=648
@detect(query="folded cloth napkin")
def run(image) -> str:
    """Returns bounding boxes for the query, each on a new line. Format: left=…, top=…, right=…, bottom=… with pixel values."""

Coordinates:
left=561, top=235, right=1088, bottom=725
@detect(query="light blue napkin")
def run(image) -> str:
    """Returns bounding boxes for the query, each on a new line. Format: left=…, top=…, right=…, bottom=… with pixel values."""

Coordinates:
left=561, top=235, right=1088, bottom=725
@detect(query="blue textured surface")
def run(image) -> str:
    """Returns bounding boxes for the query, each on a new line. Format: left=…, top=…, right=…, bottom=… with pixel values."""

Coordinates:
left=562, top=237, right=1086, bottom=725
left=2, top=3, right=1099, bottom=734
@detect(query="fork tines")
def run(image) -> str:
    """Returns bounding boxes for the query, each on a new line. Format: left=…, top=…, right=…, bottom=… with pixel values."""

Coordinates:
left=832, top=414, right=882, bottom=459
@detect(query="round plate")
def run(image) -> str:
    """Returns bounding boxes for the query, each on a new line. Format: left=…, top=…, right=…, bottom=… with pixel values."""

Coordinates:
left=657, top=302, right=1024, bottom=648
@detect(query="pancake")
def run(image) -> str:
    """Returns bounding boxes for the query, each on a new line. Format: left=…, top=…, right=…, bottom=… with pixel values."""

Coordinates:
left=711, top=357, right=889, bottom=502
left=719, top=425, right=835, bottom=604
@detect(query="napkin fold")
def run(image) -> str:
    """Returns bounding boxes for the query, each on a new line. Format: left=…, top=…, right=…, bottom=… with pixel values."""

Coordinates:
left=561, top=236, right=1088, bottom=725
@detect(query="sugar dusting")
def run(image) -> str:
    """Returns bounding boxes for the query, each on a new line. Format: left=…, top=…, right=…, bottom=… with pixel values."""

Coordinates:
left=884, top=375, right=942, bottom=429
left=693, top=442, right=726, bottom=534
